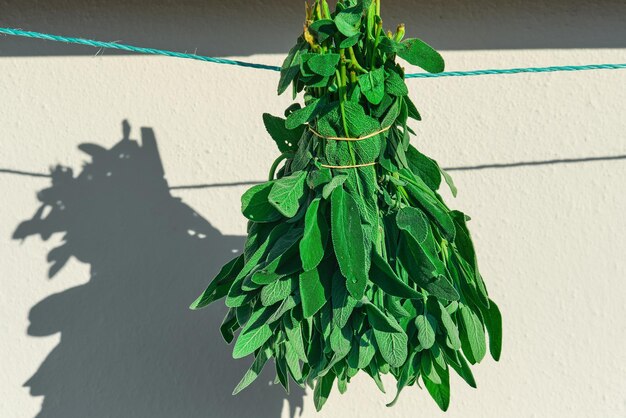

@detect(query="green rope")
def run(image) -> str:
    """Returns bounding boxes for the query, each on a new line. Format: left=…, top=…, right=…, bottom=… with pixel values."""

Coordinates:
left=2, top=27, right=625, bottom=79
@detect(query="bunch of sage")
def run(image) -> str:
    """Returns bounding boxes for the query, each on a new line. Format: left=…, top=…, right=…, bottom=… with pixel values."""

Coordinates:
left=192, top=0, right=501, bottom=411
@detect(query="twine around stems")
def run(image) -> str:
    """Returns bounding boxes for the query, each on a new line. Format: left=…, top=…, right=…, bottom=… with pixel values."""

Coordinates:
left=308, top=125, right=391, bottom=141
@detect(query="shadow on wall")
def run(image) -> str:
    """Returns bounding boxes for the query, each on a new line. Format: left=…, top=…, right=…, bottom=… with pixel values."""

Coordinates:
left=1, top=0, right=625, bottom=57
left=13, top=121, right=304, bottom=418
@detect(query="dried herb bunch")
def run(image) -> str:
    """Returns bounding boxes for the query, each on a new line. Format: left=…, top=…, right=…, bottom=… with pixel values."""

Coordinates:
left=192, top=0, right=501, bottom=411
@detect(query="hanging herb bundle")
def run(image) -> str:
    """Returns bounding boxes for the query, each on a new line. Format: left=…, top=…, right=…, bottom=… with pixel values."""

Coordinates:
left=191, top=0, right=501, bottom=411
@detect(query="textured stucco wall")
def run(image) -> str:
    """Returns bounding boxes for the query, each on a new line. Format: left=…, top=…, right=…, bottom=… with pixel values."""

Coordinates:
left=1, top=1, right=626, bottom=417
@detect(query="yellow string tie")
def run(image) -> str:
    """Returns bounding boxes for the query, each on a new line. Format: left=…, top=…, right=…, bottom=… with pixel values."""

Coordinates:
left=310, top=125, right=390, bottom=168
left=319, top=161, right=378, bottom=169
left=308, top=125, right=391, bottom=142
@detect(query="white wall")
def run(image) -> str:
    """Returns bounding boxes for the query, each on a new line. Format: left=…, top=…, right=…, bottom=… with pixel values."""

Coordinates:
left=1, top=1, right=626, bottom=417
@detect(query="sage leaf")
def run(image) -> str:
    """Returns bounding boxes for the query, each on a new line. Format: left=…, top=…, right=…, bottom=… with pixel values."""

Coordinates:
left=299, top=265, right=332, bottom=318
left=241, top=182, right=282, bottom=223
left=369, top=251, right=423, bottom=299
left=331, top=271, right=358, bottom=328
left=398, top=38, right=445, bottom=74
left=415, top=314, right=437, bottom=350
left=423, top=363, right=450, bottom=411
left=300, top=198, right=328, bottom=272
left=480, top=298, right=503, bottom=361
left=269, top=171, right=307, bottom=218
left=459, top=304, right=487, bottom=364
left=262, top=113, right=303, bottom=153
left=232, top=347, right=272, bottom=395
left=233, top=306, right=275, bottom=359
left=278, top=38, right=307, bottom=95
left=331, top=187, right=369, bottom=299
left=307, top=53, right=341, bottom=77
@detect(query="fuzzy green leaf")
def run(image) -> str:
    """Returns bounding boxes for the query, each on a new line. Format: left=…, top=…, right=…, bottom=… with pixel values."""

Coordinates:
left=481, top=298, right=503, bottom=361
left=278, top=39, right=307, bottom=95
left=331, top=187, right=368, bottom=300
left=268, top=171, right=307, bottom=218
left=299, top=265, right=332, bottom=318
left=398, top=38, right=445, bottom=74
left=358, top=68, right=386, bottom=105
left=415, top=314, right=437, bottom=349
left=369, top=251, right=423, bottom=299
left=262, top=113, right=302, bottom=153
left=334, top=4, right=363, bottom=37
left=233, top=306, right=275, bottom=359
left=307, top=53, right=341, bottom=77
left=260, top=275, right=295, bottom=306
left=331, top=271, right=358, bottom=328
left=241, top=182, right=283, bottom=223
left=314, top=372, right=336, bottom=411
left=190, top=255, right=243, bottom=309
left=300, top=198, right=328, bottom=271
left=459, top=304, right=487, bottom=364
left=232, top=347, right=272, bottom=395
left=423, top=363, right=450, bottom=411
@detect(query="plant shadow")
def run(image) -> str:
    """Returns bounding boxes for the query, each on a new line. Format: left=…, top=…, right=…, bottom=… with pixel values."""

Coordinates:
left=13, top=121, right=304, bottom=418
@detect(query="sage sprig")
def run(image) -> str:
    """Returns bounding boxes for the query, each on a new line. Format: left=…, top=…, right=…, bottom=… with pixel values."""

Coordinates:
left=192, top=0, right=501, bottom=411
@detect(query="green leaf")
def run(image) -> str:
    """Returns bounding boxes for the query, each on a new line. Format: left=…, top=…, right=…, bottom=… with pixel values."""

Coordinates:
left=404, top=96, right=422, bottom=121
left=307, top=167, right=332, bottom=189
left=331, top=187, right=368, bottom=300
left=331, top=271, right=358, bottom=328
left=459, top=304, right=487, bottom=364
left=285, top=97, right=323, bottom=129
left=397, top=38, right=445, bottom=74
left=382, top=98, right=401, bottom=129
left=300, top=198, right=328, bottom=271
left=314, top=372, right=336, bottom=411
left=190, top=255, right=243, bottom=309
left=415, top=314, right=437, bottom=349
left=307, top=53, right=341, bottom=77
left=481, top=298, right=503, bottom=361
left=369, top=251, right=423, bottom=299
left=252, top=226, right=302, bottom=284
left=402, top=176, right=456, bottom=241
left=334, top=4, right=363, bottom=37
left=357, top=330, right=376, bottom=368
left=364, top=302, right=402, bottom=333
left=406, top=145, right=441, bottom=191
left=260, top=275, right=295, bottom=306
left=299, top=265, right=332, bottom=318
left=440, top=167, right=457, bottom=197
left=233, top=306, right=275, bottom=359
left=309, top=19, right=336, bottom=43
left=262, top=113, right=302, bottom=153
left=373, top=326, right=408, bottom=368
left=385, top=71, right=409, bottom=96
left=438, top=301, right=462, bottom=350
left=241, top=182, right=283, bottom=223
left=268, top=171, right=307, bottom=218
left=423, top=363, right=450, bottom=411
left=330, top=324, right=352, bottom=358
left=444, top=347, right=476, bottom=388
left=220, top=309, right=238, bottom=343
left=358, top=68, right=385, bottom=105
left=278, top=38, right=307, bottom=95
left=285, top=340, right=304, bottom=382
left=232, top=347, right=272, bottom=395
left=268, top=293, right=300, bottom=324
left=340, top=34, right=360, bottom=48
left=322, top=173, right=347, bottom=199
left=396, top=206, right=429, bottom=244
left=283, top=313, right=307, bottom=362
